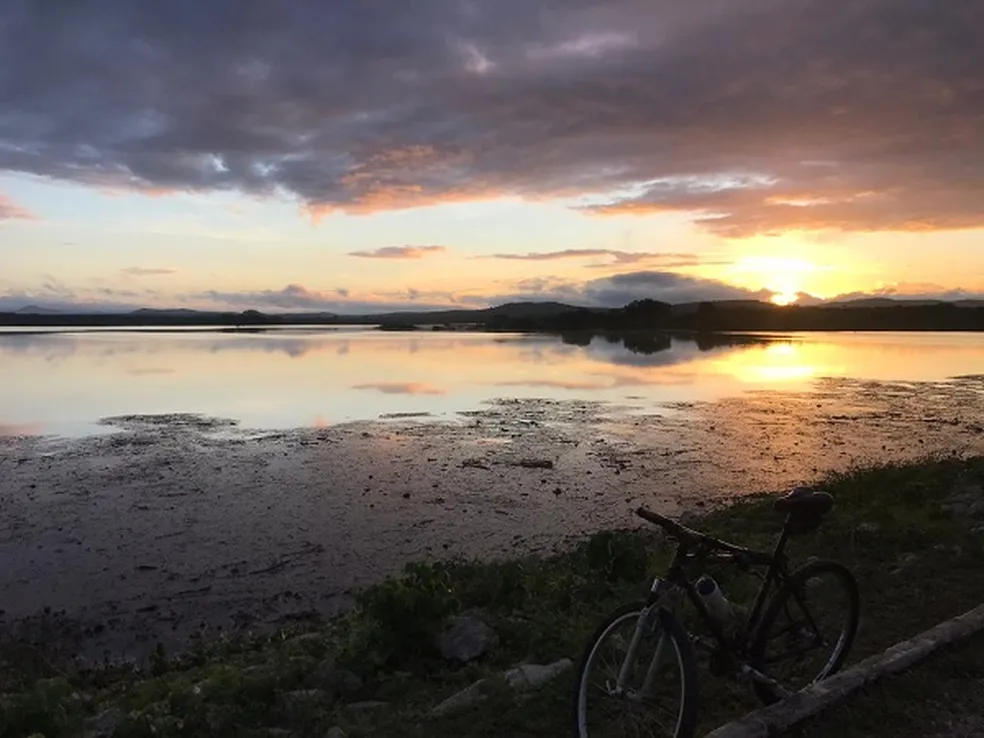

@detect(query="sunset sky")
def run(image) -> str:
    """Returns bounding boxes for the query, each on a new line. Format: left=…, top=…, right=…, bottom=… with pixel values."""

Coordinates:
left=1, top=1, right=983, bottom=313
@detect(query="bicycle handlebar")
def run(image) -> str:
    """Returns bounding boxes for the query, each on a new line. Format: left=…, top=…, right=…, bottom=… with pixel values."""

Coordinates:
left=635, top=505, right=771, bottom=564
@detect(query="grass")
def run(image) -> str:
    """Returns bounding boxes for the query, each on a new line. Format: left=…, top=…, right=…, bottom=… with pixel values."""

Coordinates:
left=802, top=632, right=984, bottom=738
left=2, top=455, right=984, bottom=737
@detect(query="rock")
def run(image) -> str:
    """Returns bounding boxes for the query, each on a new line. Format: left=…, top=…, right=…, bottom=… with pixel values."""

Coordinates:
left=266, top=730, right=294, bottom=738
left=325, top=729, right=347, bottom=738
left=942, top=484, right=984, bottom=518
left=308, top=655, right=337, bottom=686
left=282, top=689, right=328, bottom=721
left=503, top=659, right=573, bottom=691
left=345, top=700, right=389, bottom=712
left=84, top=706, right=125, bottom=737
left=855, top=522, right=880, bottom=534
left=679, top=511, right=701, bottom=527
left=431, top=680, right=489, bottom=717
left=436, top=611, right=498, bottom=662
left=333, top=669, right=364, bottom=697
left=290, top=632, right=324, bottom=646
left=430, top=659, right=573, bottom=717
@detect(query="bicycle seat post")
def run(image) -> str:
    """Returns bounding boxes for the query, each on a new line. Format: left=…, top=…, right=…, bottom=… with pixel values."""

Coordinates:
left=772, top=515, right=793, bottom=561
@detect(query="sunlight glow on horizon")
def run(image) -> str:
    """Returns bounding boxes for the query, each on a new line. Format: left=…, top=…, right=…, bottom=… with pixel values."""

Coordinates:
left=2, top=173, right=984, bottom=311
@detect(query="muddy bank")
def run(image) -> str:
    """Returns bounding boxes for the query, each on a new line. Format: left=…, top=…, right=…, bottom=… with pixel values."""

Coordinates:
left=2, top=376, right=983, bottom=664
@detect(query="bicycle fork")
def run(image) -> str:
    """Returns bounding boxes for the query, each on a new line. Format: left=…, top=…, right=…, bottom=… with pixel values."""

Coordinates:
left=614, top=578, right=675, bottom=699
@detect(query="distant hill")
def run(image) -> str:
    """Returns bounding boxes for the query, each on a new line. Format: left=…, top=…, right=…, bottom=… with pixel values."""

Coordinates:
left=1, top=297, right=983, bottom=331
left=14, top=305, right=63, bottom=315
left=825, top=298, right=945, bottom=308
left=362, top=301, right=587, bottom=325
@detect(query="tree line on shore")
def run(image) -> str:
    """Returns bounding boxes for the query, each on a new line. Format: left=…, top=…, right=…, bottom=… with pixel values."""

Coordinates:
left=2, top=300, right=983, bottom=332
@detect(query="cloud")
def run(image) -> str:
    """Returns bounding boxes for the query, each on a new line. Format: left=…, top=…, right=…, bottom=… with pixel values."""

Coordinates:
left=828, top=284, right=984, bottom=304
left=121, top=267, right=177, bottom=277
left=192, top=283, right=457, bottom=313
left=348, top=245, right=447, bottom=259
left=0, top=194, right=34, bottom=220
left=462, top=270, right=772, bottom=308
left=352, top=382, right=445, bottom=396
left=581, top=271, right=772, bottom=306
left=0, top=2, right=980, bottom=236
left=486, top=249, right=727, bottom=268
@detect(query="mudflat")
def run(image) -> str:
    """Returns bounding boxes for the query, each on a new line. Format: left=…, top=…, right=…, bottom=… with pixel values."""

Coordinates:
left=2, top=376, right=983, bottom=663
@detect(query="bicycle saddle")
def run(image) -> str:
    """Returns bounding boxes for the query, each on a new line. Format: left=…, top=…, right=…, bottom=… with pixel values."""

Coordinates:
left=774, top=487, right=833, bottom=534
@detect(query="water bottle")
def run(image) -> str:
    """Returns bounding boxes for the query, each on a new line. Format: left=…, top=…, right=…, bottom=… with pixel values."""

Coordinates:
left=695, top=575, right=734, bottom=626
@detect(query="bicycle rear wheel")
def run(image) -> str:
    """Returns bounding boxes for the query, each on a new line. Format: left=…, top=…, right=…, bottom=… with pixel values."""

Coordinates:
left=749, top=559, right=859, bottom=704
left=573, top=601, right=698, bottom=738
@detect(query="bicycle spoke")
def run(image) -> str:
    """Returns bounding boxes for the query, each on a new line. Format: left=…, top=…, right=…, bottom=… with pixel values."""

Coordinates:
left=577, top=608, right=688, bottom=737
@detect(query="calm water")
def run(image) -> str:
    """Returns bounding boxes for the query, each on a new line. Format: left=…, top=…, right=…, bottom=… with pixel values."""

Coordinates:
left=1, top=328, right=983, bottom=437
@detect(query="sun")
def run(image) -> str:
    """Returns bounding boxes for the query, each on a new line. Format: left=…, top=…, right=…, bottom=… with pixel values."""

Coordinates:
left=770, top=291, right=799, bottom=306
left=730, top=256, right=818, bottom=305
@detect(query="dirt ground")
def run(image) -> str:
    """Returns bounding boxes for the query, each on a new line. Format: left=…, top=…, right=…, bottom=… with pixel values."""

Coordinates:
left=2, top=375, right=983, bottom=665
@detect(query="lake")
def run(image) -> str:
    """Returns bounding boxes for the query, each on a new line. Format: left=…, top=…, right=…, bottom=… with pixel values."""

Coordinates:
left=0, top=327, right=984, bottom=436
left=2, top=327, right=984, bottom=659
left=2, top=328, right=984, bottom=437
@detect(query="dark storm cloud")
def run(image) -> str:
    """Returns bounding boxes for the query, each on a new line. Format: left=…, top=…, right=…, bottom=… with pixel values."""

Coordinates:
left=1, top=0, right=982, bottom=235
left=348, top=245, right=447, bottom=259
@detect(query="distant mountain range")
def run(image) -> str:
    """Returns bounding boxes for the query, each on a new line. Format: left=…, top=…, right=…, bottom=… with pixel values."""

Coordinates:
left=7, top=297, right=983, bottom=319
left=2, top=297, right=983, bottom=332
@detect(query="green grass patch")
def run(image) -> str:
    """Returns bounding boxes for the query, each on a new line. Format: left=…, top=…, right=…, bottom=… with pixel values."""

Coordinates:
left=3, top=455, right=984, bottom=737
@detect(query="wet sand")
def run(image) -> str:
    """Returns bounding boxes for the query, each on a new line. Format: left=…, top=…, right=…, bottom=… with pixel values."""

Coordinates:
left=2, top=376, right=983, bottom=663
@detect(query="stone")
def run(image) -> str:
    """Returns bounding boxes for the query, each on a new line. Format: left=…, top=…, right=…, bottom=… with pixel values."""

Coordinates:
left=333, top=669, right=364, bottom=697
left=282, top=689, right=328, bottom=721
left=430, top=680, right=490, bottom=717
left=436, top=610, right=498, bottom=662
left=942, top=484, right=984, bottom=518
left=679, top=511, right=701, bottom=527
left=503, top=659, right=573, bottom=691
left=430, top=658, right=573, bottom=717
left=345, top=700, right=389, bottom=712
left=290, top=632, right=325, bottom=646
left=308, top=655, right=337, bottom=687
left=84, top=707, right=125, bottom=738
left=855, top=522, right=880, bottom=534
left=325, top=729, right=347, bottom=738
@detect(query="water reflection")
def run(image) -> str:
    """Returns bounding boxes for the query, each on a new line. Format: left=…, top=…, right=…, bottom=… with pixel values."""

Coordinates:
left=1, top=328, right=982, bottom=436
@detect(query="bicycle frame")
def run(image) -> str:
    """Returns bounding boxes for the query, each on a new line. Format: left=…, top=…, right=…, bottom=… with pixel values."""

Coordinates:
left=616, top=515, right=823, bottom=700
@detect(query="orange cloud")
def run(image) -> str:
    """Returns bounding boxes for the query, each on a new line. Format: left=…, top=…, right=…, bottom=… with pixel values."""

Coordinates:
left=352, top=382, right=446, bottom=395
left=348, top=245, right=447, bottom=259
left=0, top=194, right=35, bottom=221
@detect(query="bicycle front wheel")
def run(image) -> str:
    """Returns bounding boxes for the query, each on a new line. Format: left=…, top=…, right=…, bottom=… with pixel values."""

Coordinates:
left=749, top=559, right=860, bottom=704
left=573, top=601, right=698, bottom=738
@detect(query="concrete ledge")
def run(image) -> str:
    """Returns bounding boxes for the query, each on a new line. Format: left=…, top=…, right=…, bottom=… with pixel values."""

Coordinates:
left=704, top=602, right=984, bottom=738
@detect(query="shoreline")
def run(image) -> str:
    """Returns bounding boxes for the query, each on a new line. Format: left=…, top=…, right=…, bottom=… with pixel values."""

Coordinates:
left=4, top=455, right=984, bottom=737
left=2, top=375, right=984, bottom=668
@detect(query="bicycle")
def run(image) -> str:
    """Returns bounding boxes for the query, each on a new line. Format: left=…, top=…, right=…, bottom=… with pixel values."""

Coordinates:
left=572, top=487, right=860, bottom=738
